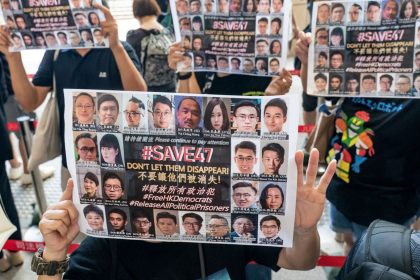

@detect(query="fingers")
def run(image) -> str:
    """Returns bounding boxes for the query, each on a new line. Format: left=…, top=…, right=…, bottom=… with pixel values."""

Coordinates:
left=93, top=3, right=113, bottom=21
left=43, top=209, right=71, bottom=227
left=295, top=150, right=304, bottom=189
left=168, top=42, right=185, bottom=70
left=305, top=148, right=319, bottom=188
left=60, top=179, right=74, bottom=201
left=317, top=159, right=336, bottom=194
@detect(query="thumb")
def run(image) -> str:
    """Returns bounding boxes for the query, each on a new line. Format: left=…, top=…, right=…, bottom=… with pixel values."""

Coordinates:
left=60, top=179, right=74, bottom=201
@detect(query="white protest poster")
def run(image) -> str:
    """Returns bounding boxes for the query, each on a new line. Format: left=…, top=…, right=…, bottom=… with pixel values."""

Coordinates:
left=170, top=0, right=291, bottom=76
left=0, top=0, right=108, bottom=51
left=64, top=89, right=299, bottom=247
left=308, top=0, right=420, bottom=98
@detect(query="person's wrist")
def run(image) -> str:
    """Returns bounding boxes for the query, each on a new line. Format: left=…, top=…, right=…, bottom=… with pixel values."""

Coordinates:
left=42, top=247, right=68, bottom=262
left=294, top=226, right=317, bottom=236
left=110, top=41, right=123, bottom=52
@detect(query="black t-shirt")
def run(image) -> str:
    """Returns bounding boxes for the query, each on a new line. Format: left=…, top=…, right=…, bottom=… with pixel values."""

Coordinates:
left=326, top=97, right=420, bottom=226
left=64, top=237, right=281, bottom=280
left=0, top=54, right=12, bottom=161
left=195, top=72, right=272, bottom=96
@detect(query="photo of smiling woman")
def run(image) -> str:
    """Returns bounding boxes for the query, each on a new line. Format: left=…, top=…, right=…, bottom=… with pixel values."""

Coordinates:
left=99, top=133, right=124, bottom=167
left=203, top=97, right=230, bottom=131
left=83, top=204, right=106, bottom=233
left=259, top=183, right=285, bottom=214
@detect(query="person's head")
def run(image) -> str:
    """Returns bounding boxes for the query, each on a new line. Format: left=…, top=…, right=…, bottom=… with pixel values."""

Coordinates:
left=207, top=56, right=217, bottom=68
left=269, top=58, right=280, bottom=74
left=124, top=96, right=144, bottom=128
left=1, top=0, right=10, bottom=9
left=6, top=16, right=16, bottom=29
left=83, top=204, right=104, bottom=231
left=263, top=98, right=287, bottom=133
left=232, top=215, right=255, bottom=234
left=260, top=184, right=284, bottom=209
left=346, top=75, right=359, bottom=92
left=153, top=95, right=172, bottom=129
left=183, top=35, right=191, bottom=49
left=132, top=209, right=153, bottom=234
left=271, top=0, right=282, bottom=12
left=330, top=74, right=343, bottom=91
left=256, top=58, right=267, bottom=72
left=269, top=40, right=281, bottom=55
left=194, top=54, right=204, bottom=66
left=415, top=51, right=420, bottom=68
left=192, top=16, right=203, bottom=31
left=182, top=53, right=192, bottom=69
left=204, top=0, right=214, bottom=12
left=45, top=33, right=58, bottom=47
left=193, top=36, right=202, bottom=51
left=233, top=101, right=259, bottom=132
left=83, top=172, right=99, bottom=198
left=270, top=17, right=281, bottom=35
left=317, top=51, right=327, bottom=67
left=243, top=0, right=256, bottom=12
left=207, top=215, right=229, bottom=237
left=218, top=0, right=228, bottom=13
left=190, top=0, right=202, bottom=12
left=15, top=15, right=26, bottom=30
left=396, top=75, right=411, bottom=93
left=182, top=213, right=203, bottom=235
left=367, top=1, right=381, bottom=22
left=331, top=3, right=345, bottom=22
left=261, top=143, right=284, bottom=174
left=315, top=28, right=328, bottom=46
left=35, top=33, right=46, bottom=47
left=75, top=133, right=97, bottom=162
left=81, top=30, right=93, bottom=43
left=317, top=3, right=330, bottom=23
left=74, top=12, right=88, bottom=27
left=349, top=4, right=362, bottom=22
left=70, top=0, right=82, bottom=8
left=98, top=94, right=119, bottom=125
left=156, top=212, right=177, bottom=235
left=176, top=0, right=188, bottom=14
left=232, top=181, right=258, bottom=207
left=230, top=0, right=241, bottom=12
left=69, top=31, right=81, bottom=46
left=415, top=74, right=420, bottom=91
left=108, top=208, right=127, bottom=232
left=217, top=56, right=229, bottom=70
left=179, top=17, right=190, bottom=30
left=362, top=75, right=376, bottom=92
left=379, top=74, right=393, bottom=92
left=243, top=58, right=254, bottom=72
left=83, top=0, right=92, bottom=7
left=230, top=57, right=241, bottom=70
left=330, top=27, right=344, bottom=47
left=57, top=31, right=68, bottom=45
left=88, top=11, right=101, bottom=26
left=314, top=73, right=327, bottom=91
left=330, top=51, right=344, bottom=69
left=257, top=0, right=270, bottom=13
left=100, top=134, right=122, bottom=165
left=257, top=17, right=268, bottom=35
left=382, top=0, right=398, bottom=19
left=93, top=29, right=104, bottom=44
left=204, top=97, right=229, bottom=131
left=22, top=34, right=33, bottom=47
left=176, top=97, right=201, bottom=129
left=400, top=0, right=416, bottom=18
left=103, top=172, right=124, bottom=200
left=234, top=141, right=257, bottom=174
left=75, top=92, right=95, bottom=124
left=260, top=215, right=280, bottom=238
left=256, top=38, right=268, bottom=55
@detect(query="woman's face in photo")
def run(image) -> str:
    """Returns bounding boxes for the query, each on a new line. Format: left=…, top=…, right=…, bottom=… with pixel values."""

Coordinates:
left=271, top=41, right=281, bottom=55
left=265, top=187, right=283, bottom=209
left=75, top=95, right=94, bottom=124
left=246, top=0, right=254, bottom=12
left=331, top=34, right=342, bottom=46
left=84, top=178, right=98, bottom=196
left=101, top=146, right=118, bottom=164
left=315, top=78, right=327, bottom=91
left=210, top=104, right=223, bottom=130
left=86, top=212, right=104, bottom=231
left=405, top=2, right=413, bottom=18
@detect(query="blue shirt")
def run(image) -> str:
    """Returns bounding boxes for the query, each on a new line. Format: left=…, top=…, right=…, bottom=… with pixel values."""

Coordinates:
left=32, top=42, right=141, bottom=167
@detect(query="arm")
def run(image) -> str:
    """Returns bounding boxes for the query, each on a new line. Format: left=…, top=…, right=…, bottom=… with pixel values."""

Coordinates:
left=278, top=149, right=336, bottom=270
left=95, top=4, right=147, bottom=91
left=294, top=31, right=312, bottom=92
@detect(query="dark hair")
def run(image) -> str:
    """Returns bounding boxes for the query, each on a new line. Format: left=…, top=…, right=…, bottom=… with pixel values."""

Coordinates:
left=269, top=39, right=281, bottom=54
left=256, top=38, right=268, bottom=45
left=45, top=32, right=55, bottom=38
left=97, top=94, right=119, bottom=113
left=84, top=172, right=99, bottom=186
left=93, top=28, right=102, bottom=34
left=259, top=215, right=280, bottom=227
left=83, top=204, right=104, bottom=219
left=259, top=184, right=284, bottom=209
left=74, top=12, right=87, bottom=18
left=156, top=211, right=177, bottom=224
left=262, top=143, right=285, bottom=162
left=362, top=74, right=376, bottom=82
left=314, top=73, right=327, bottom=82
left=352, top=3, right=362, bottom=10
left=330, top=50, right=344, bottom=60
left=182, top=213, right=203, bottom=223
left=153, top=95, right=172, bottom=111
left=232, top=215, right=254, bottom=225
left=192, top=16, right=203, bottom=31
left=318, top=51, right=327, bottom=60
left=243, top=0, right=256, bottom=12
left=204, top=97, right=230, bottom=130
left=235, top=141, right=256, bottom=154
left=233, top=100, right=259, bottom=116
left=315, top=27, right=328, bottom=37
left=232, top=181, right=257, bottom=194
left=80, top=29, right=93, bottom=42
left=264, top=98, right=287, bottom=116
left=108, top=208, right=127, bottom=221
left=218, top=56, right=228, bottom=62
left=271, top=17, right=282, bottom=27
left=103, top=172, right=124, bottom=190
left=100, top=134, right=123, bottom=165
left=367, top=1, right=380, bottom=9
left=330, top=27, right=344, bottom=46
left=331, top=3, right=344, bottom=12
left=330, top=73, right=343, bottom=83
left=88, top=11, right=100, bottom=25
left=380, top=74, right=393, bottom=83
left=231, top=57, right=240, bottom=64
left=57, top=31, right=67, bottom=38
left=128, top=96, right=145, bottom=110
left=209, top=214, right=228, bottom=225
left=11, top=33, right=20, bottom=40
left=132, top=208, right=152, bottom=221
left=75, top=92, right=94, bottom=107
left=75, top=133, right=97, bottom=160
left=270, top=58, right=279, bottom=65
left=398, top=74, right=411, bottom=83
left=258, top=17, right=268, bottom=24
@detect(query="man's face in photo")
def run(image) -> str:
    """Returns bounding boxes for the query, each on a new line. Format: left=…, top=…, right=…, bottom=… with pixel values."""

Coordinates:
left=70, top=32, right=81, bottom=46
left=46, top=35, right=58, bottom=47
left=258, top=20, right=268, bottom=35
left=331, top=6, right=344, bottom=22
left=94, top=30, right=104, bottom=44
left=208, top=218, right=228, bottom=237
left=346, top=79, right=359, bottom=92
left=124, top=101, right=142, bottom=128
left=230, top=0, right=241, bottom=12
left=205, top=0, right=213, bottom=11
left=183, top=217, right=202, bottom=235
left=349, top=5, right=361, bottom=22
left=232, top=218, right=254, bottom=235
left=379, top=76, right=392, bottom=92
left=77, top=137, right=97, bottom=162
left=71, top=0, right=82, bottom=8
left=234, top=106, right=258, bottom=132
left=179, top=18, right=190, bottom=31
left=176, top=0, right=188, bottom=14
left=258, top=0, right=270, bottom=13
left=264, top=105, right=285, bottom=132
left=235, top=148, right=257, bottom=174
left=415, top=76, right=420, bottom=91
left=23, top=35, right=32, bottom=46
left=193, top=38, right=202, bottom=51
left=330, top=77, right=341, bottom=91
left=396, top=77, right=411, bottom=93
left=316, top=29, right=328, bottom=46
left=176, top=98, right=201, bottom=129
left=317, top=54, right=327, bottom=67
left=383, top=0, right=398, bottom=19
left=190, top=0, right=201, bottom=12
left=57, top=33, right=68, bottom=45
left=317, top=4, right=330, bottom=23
left=269, top=60, right=279, bottom=74
left=231, top=59, right=240, bottom=70
left=153, top=102, right=172, bottom=129
left=99, top=100, right=118, bottom=125
left=157, top=218, right=177, bottom=236
left=362, top=78, right=376, bottom=92
left=183, top=55, right=192, bottom=69
left=367, top=3, right=380, bottom=22
left=232, top=186, right=257, bottom=207
left=261, top=220, right=279, bottom=238
left=134, top=217, right=152, bottom=234
left=109, top=212, right=126, bottom=232
left=218, top=0, right=228, bottom=12
left=104, top=178, right=123, bottom=200
left=75, top=14, right=88, bottom=27
left=262, top=150, right=282, bottom=174
left=243, top=60, right=254, bottom=72
left=195, top=55, right=203, bottom=66
left=415, top=54, right=420, bottom=69
left=256, top=40, right=268, bottom=55
left=330, top=54, right=343, bottom=69
left=207, top=58, right=216, bottom=68
left=272, top=0, right=282, bottom=13
left=217, top=58, right=229, bottom=70
left=271, top=21, right=280, bottom=35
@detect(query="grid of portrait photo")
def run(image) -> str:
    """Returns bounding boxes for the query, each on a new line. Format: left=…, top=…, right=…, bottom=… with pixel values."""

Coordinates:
left=310, top=0, right=420, bottom=98
left=68, top=89, right=296, bottom=246
left=1, top=0, right=108, bottom=51
left=173, top=0, right=288, bottom=76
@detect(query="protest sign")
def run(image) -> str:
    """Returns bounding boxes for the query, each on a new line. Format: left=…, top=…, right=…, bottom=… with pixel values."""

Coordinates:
left=65, top=89, right=299, bottom=247
left=0, top=0, right=108, bottom=51
left=170, top=0, right=291, bottom=77
left=308, top=0, right=420, bottom=98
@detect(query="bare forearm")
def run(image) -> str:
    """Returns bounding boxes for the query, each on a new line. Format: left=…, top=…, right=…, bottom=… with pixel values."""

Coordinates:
left=177, top=72, right=202, bottom=94
left=111, top=43, right=147, bottom=91
left=301, top=63, right=308, bottom=93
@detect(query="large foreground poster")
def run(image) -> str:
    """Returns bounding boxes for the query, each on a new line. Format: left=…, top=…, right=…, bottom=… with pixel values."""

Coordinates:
left=170, top=0, right=291, bottom=76
left=308, top=0, right=420, bottom=98
left=64, top=89, right=299, bottom=247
